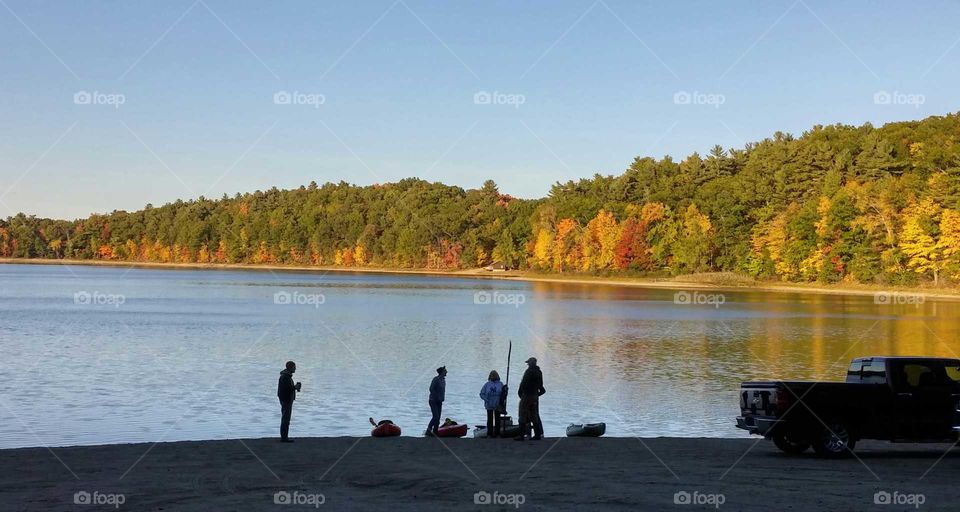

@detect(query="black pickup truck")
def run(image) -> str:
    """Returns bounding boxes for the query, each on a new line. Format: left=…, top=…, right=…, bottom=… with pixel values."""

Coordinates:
left=737, top=356, right=960, bottom=456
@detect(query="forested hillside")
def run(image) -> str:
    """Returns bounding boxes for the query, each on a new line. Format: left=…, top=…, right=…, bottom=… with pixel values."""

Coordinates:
left=3, top=113, right=960, bottom=285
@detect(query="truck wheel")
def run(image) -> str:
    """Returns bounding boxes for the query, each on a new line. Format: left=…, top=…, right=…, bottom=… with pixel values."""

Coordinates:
left=773, top=432, right=810, bottom=455
left=812, top=420, right=856, bottom=458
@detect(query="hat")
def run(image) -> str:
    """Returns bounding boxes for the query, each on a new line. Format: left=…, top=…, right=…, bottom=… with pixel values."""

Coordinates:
left=525, top=357, right=537, bottom=364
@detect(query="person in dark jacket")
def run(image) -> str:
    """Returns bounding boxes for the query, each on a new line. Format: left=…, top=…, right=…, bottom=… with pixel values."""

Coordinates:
left=514, top=357, right=545, bottom=441
left=277, top=361, right=302, bottom=442
left=425, top=366, right=447, bottom=436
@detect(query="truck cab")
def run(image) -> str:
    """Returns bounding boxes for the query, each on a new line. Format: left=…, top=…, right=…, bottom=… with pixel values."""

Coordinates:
left=737, top=356, right=960, bottom=456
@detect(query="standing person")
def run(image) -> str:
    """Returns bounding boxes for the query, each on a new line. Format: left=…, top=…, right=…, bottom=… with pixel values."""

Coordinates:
left=425, top=366, right=447, bottom=436
left=514, top=357, right=545, bottom=441
left=277, top=360, right=302, bottom=443
left=479, top=370, right=504, bottom=437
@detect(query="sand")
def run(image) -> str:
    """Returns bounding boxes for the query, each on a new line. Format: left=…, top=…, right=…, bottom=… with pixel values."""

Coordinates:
left=1, top=437, right=957, bottom=511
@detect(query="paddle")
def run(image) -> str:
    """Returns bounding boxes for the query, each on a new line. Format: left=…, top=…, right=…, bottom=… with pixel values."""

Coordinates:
left=498, top=340, right=512, bottom=415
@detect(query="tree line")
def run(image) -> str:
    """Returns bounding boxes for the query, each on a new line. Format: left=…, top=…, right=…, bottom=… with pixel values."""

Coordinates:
left=2, top=112, right=960, bottom=286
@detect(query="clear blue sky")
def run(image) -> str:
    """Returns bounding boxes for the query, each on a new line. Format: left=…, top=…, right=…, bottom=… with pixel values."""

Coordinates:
left=2, top=0, right=959, bottom=219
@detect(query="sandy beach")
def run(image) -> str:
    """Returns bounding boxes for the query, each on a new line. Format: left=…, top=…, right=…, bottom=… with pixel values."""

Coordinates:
left=4, top=258, right=960, bottom=302
left=2, top=437, right=957, bottom=511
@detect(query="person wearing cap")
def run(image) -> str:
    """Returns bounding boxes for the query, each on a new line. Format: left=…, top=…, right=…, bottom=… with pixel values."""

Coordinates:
left=277, top=360, right=302, bottom=443
left=426, top=366, right=447, bottom=436
left=514, top=357, right=545, bottom=441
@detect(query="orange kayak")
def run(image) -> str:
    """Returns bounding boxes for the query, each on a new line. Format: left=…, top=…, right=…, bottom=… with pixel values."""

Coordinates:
left=436, top=423, right=468, bottom=438
left=370, top=418, right=401, bottom=437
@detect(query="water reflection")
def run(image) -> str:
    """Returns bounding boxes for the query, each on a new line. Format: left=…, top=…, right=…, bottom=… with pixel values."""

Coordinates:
left=0, top=264, right=957, bottom=447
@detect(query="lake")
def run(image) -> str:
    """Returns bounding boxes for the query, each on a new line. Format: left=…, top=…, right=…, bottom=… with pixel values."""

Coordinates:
left=0, top=263, right=957, bottom=448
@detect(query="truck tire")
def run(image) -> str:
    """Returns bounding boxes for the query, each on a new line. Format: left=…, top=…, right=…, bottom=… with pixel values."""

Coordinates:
left=773, top=432, right=810, bottom=455
left=812, top=420, right=856, bottom=458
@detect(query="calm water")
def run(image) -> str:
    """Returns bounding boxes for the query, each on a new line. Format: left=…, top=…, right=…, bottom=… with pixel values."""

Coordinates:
left=0, top=263, right=958, bottom=448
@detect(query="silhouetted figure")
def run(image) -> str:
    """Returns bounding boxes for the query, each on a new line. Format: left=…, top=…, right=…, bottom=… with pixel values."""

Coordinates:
left=480, top=370, right=504, bottom=437
left=277, top=360, right=302, bottom=442
left=515, top=357, right=545, bottom=441
left=425, top=366, right=447, bottom=436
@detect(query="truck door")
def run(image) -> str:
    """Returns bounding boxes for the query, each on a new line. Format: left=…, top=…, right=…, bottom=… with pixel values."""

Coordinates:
left=891, top=361, right=954, bottom=439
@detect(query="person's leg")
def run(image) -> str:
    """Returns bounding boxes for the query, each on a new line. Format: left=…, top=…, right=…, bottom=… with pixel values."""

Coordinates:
left=280, top=401, right=292, bottom=440
left=427, top=400, right=441, bottom=434
left=493, top=410, right=501, bottom=437
left=486, top=409, right=494, bottom=437
left=516, top=399, right=530, bottom=439
left=531, top=401, right=543, bottom=439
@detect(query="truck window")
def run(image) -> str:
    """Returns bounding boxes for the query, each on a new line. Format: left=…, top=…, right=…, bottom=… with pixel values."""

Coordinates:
left=945, top=364, right=960, bottom=383
left=901, top=363, right=938, bottom=388
left=861, top=360, right=887, bottom=384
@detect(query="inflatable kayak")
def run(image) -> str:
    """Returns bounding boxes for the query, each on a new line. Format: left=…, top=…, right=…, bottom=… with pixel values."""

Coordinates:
left=436, top=423, right=468, bottom=438
left=566, top=422, right=606, bottom=437
left=500, top=424, right=521, bottom=438
left=370, top=417, right=401, bottom=437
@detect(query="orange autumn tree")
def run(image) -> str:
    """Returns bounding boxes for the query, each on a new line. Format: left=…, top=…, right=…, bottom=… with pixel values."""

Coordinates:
left=552, top=218, right=580, bottom=271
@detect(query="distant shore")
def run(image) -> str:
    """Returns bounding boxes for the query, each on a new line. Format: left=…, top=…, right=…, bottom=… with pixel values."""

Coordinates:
left=2, top=437, right=957, bottom=511
left=3, top=257, right=960, bottom=301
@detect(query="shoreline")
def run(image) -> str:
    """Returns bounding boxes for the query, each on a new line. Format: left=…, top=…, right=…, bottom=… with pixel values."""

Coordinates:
left=3, top=257, right=960, bottom=301
left=2, top=436, right=957, bottom=511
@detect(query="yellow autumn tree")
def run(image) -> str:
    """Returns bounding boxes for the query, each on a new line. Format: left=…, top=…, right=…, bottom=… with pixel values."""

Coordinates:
left=354, top=244, right=367, bottom=266
left=197, top=244, right=211, bottom=263
left=532, top=228, right=554, bottom=270
left=900, top=198, right=946, bottom=285
left=938, top=209, right=960, bottom=279
left=580, top=210, right=619, bottom=271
